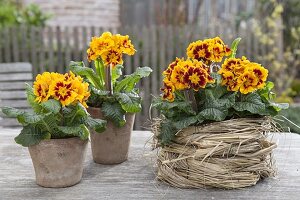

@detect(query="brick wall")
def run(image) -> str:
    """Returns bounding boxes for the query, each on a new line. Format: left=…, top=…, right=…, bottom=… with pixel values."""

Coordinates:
left=23, top=0, right=120, bottom=27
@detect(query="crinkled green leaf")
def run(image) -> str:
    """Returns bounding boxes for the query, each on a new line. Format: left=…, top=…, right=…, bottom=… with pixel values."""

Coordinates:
left=15, top=125, right=51, bottom=147
left=172, top=116, right=199, bottom=130
left=1, top=107, right=25, bottom=118
left=17, top=112, right=45, bottom=125
left=101, top=101, right=126, bottom=127
left=158, top=121, right=178, bottom=145
left=91, top=87, right=110, bottom=96
left=84, top=116, right=107, bottom=133
left=40, top=99, right=61, bottom=114
left=114, top=67, right=152, bottom=92
left=69, top=61, right=103, bottom=89
left=234, top=93, right=265, bottom=114
left=114, top=92, right=142, bottom=113
left=57, top=124, right=89, bottom=140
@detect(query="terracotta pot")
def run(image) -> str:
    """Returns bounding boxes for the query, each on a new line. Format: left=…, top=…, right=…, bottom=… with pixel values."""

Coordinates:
left=88, top=107, right=135, bottom=164
left=28, top=137, right=88, bottom=188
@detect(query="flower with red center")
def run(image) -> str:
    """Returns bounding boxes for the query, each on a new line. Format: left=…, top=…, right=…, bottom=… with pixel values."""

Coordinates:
left=49, top=79, right=77, bottom=107
left=237, top=71, right=259, bottom=94
left=183, top=66, right=208, bottom=91
left=186, top=37, right=231, bottom=63
left=163, top=57, right=181, bottom=81
left=101, top=49, right=123, bottom=67
left=161, top=79, right=175, bottom=102
left=248, top=62, right=268, bottom=89
left=170, top=63, right=189, bottom=90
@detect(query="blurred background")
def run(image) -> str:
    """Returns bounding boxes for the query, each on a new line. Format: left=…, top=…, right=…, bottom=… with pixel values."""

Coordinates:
left=0, top=0, right=299, bottom=131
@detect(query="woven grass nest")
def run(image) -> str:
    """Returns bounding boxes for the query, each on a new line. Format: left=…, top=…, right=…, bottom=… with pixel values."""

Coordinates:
left=152, top=117, right=280, bottom=189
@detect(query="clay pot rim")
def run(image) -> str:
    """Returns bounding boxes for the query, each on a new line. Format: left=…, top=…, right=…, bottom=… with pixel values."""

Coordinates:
left=30, top=137, right=88, bottom=146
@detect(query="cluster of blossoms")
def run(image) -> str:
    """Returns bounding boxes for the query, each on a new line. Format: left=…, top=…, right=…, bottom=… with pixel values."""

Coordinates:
left=186, top=37, right=231, bottom=64
left=33, top=72, right=90, bottom=107
left=87, top=32, right=136, bottom=66
left=218, top=57, right=268, bottom=94
left=161, top=58, right=215, bottom=102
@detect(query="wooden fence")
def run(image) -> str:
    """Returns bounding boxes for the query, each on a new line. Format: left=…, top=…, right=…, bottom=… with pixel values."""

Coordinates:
left=0, top=24, right=269, bottom=129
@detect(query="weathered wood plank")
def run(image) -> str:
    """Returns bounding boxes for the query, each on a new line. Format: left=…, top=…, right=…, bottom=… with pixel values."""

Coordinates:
left=0, top=73, right=32, bottom=82
left=30, top=27, right=38, bottom=76
left=11, top=27, right=20, bottom=61
left=0, top=118, right=20, bottom=127
left=0, top=63, right=32, bottom=73
left=0, top=91, right=26, bottom=99
left=56, top=26, right=63, bottom=73
left=0, top=131, right=299, bottom=200
left=0, top=81, right=31, bottom=90
left=0, top=100, right=28, bottom=108
left=47, top=26, right=55, bottom=71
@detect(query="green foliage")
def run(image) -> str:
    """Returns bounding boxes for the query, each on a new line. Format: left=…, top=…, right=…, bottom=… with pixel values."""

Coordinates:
left=101, top=101, right=126, bottom=127
left=229, top=37, right=241, bottom=58
left=1, top=85, right=106, bottom=147
left=278, top=106, right=300, bottom=134
left=69, top=61, right=152, bottom=127
left=0, top=1, right=51, bottom=28
left=16, top=4, right=51, bottom=27
left=153, top=78, right=288, bottom=145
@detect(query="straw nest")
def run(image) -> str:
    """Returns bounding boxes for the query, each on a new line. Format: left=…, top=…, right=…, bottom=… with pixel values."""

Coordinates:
left=152, top=117, right=279, bottom=189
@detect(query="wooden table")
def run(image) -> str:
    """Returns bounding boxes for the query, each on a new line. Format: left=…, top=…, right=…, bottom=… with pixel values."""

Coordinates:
left=0, top=129, right=300, bottom=200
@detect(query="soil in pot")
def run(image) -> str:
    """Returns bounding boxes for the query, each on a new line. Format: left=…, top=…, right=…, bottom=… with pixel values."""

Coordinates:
left=28, top=137, right=88, bottom=188
left=88, top=107, right=135, bottom=164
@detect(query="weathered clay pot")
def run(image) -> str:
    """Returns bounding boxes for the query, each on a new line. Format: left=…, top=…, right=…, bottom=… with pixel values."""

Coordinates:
left=28, top=137, right=88, bottom=188
left=88, top=107, right=135, bottom=164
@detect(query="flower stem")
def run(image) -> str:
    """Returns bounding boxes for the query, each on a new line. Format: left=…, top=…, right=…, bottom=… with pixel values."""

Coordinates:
left=105, top=63, right=113, bottom=95
left=184, top=89, right=198, bottom=112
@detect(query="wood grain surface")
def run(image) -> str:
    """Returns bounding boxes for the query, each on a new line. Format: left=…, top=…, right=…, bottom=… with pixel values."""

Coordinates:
left=0, top=129, right=299, bottom=200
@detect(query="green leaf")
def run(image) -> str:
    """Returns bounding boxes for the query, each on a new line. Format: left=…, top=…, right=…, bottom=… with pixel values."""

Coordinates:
left=258, top=81, right=275, bottom=101
left=40, top=99, right=61, bottom=114
left=234, top=93, right=265, bottom=114
left=112, top=64, right=123, bottom=83
left=196, top=88, right=235, bottom=121
left=25, top=83, right=43, bottom=113
left=69, top=61, right=103, bottom=90
left=84, top=116, right=107, bottom=133
left=114, top=67, right=152, bottom=92
left=270, top=102, right=289, bottom=111
left=114, top=92, right=142, bottom=113
left=198, top=107, right=228, bottom=121
left=57, top=124, right=89, bottom=140
left=172, top=116, right=198, bottom=130
left=101, top=101, right=126, bottom=127
left=229, top=37, right=242, bottom=58
left=17, top=112, right=45, bottom=124
left=1, top=107, right=25, bottom=118
left=91, top=87, right=110, bottom=96
left=62, top=103, right=88, bottom=126
left=15, top=125, right=51, bottom=147
left=158, top=121, right=178, bottom=145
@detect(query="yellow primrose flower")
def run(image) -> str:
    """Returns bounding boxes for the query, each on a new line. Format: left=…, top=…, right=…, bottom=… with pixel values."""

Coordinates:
left=186, top=37, right=231, bottom=64
left=33, top=72, right=64, bottom=103
left=238, top=71, right=259, bottom=94
left=161, top=79, right=175, bottom=102
left=101, top=49, right=123, bottom=66
left=87, top=32, right=135, bottom=66
left=248, top=62, right=268, bottom=89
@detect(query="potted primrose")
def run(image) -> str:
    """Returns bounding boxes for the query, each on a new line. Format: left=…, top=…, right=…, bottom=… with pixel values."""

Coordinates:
left=152, top=37, right=288, bottom=189
left=70, top=32, right=152, bottom=164
left=1, top=71, right=106, bottom=188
